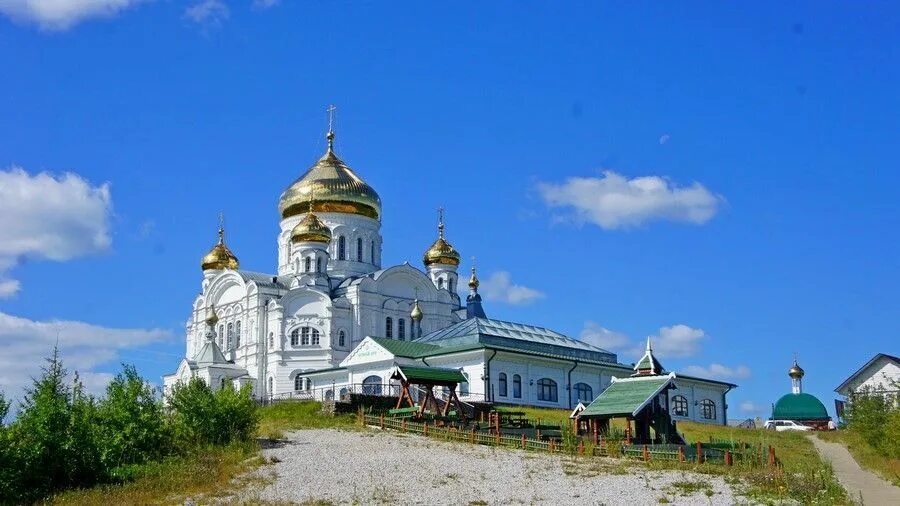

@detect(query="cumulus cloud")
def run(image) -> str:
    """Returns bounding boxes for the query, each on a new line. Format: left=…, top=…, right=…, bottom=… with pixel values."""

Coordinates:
left=0, top=0, right=149, bottom=30
left=478, top=271, right=545, bottom=305
left=0, top=311, right=172, bottom=401
left=537, top=171, right=723, bottom=229
left=739, top=401, right=768, bottom=415
left=184, top=0, right=228, bottom=27
left=579, top=321, right=632, bottom=352
left=682, top=363, right=752, bottom=380
left=650, top=324, right=707, bottom=358
left=0, top=167, right=113, bottom=297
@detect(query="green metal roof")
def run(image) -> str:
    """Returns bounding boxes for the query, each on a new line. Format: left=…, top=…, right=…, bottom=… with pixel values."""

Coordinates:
left=580, top=374, right=675, bottom=418
left=369, top=337, right=442, bottom=358
left=772, top=393, right=830, bottom=420
left=392, top=365, right=467, bottom=384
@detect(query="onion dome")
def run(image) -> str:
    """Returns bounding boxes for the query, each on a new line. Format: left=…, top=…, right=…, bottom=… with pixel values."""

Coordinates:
left=291, top=212, right=332, bottom=243
left=789, top=360, right=805, bottom=379
left=423, top=209, right=461, bottom=267
left=278, top=129, right=381, bottom=221
left=410, top=299, right=423, bottom=322
left=205, top=305, right=219, bottom=326
left=468, top=264, right=480, bottom=290
left=201, top=225, right=239, bottom=271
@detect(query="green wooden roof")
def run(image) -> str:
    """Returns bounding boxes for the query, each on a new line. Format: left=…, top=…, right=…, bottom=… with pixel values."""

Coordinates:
left=772, top=393, right=830, bottom=420
left=392, top=365, right=467, bottom=384
left=580, top=374, right=675, bottom=418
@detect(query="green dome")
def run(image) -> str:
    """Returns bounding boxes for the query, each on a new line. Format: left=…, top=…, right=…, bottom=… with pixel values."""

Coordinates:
left=772, top=393, right=829, bottom=420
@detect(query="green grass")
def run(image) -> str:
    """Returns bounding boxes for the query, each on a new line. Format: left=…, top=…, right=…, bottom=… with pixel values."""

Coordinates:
left=49, top=442, right=262, bottom=506
left=256, top=401, right=359, bottom=439
left=818, top=429, right=900, bottom=487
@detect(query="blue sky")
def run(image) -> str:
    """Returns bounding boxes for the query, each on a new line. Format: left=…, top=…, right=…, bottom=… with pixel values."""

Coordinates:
left=1, top=1, right=898, bottom=420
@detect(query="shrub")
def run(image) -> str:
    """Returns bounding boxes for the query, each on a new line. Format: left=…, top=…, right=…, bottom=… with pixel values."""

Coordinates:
left=845, top=383, right=900, bottom=459
left=97, top=365, right=170, bottom=469
left=168, top=377, right=258, bottom=449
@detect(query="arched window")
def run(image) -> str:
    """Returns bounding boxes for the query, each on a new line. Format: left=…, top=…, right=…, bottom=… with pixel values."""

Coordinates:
left=218, top=324, right=224, bottom=347
left=362, top=375, right=382, bottom=395
left=370, top=241, right=375, bottom=263
left=325, top=389, right=334, bottom=401
left=513, top=374, right=522, bottom=398
left=311, top=328, right=320, bottom=345
left=267, top=377, right=274, bottom=396
left=294, top=375, right=303, bottom=391
left=290, top=328, right=300, bottom=346
left=398, top=318, right=405, bottom=341
left=301, top=327, right=310, bottom=346
left=338, top=330, right=346, bottom=347
left=385, top=317, right=393, bottom=338
left=700, top=399, right=716, bottom=420
left=448, top=279, right=454, bottom=292
left=268, top=332, right=274, bottom=349
left=226, top=323, right=234, bottom=349
left=339, top=387, right=349, bottom=400
left=338, top=236, right=346, bottom=260
left=357, top=237, right=363, bottom=261
left=498, top=373, right=508, bottom=397
left=537, top=378, right=558, bottom=402
left=304, top=257, right=311, bottom=272
left=220, top=377, right=226, bottom=389
left=574, top=383, right=593, bottom=403
left=438, top=278, right=444, bottom=290
left=672, top=395, right=689, bottom=417
left=316, top=257, right=322, bottom=272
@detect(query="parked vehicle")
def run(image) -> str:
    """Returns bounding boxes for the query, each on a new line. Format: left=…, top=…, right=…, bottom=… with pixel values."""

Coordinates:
left=763, top=419, right=812, bottom=432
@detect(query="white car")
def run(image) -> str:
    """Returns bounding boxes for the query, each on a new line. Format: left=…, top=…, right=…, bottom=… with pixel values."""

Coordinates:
left=763, top=420, right=812, bottom=432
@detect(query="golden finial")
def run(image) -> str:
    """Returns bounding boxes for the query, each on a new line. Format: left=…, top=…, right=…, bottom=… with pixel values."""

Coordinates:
left=205, top=304, right=219, bottom=326
left=410, top=288, right=423, bottom=322
left=326, top=104, right=336, bottom=152
left=468, top=256, right=480, bottom=290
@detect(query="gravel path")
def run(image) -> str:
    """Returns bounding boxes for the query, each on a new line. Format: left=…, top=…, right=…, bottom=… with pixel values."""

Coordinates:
left=242, top=428, right=740, bottom=505
left=808, top=435, right=900, bottom=505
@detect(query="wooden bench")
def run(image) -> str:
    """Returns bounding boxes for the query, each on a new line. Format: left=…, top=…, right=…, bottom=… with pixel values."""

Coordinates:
left=388, top=406, right=419, bottom=418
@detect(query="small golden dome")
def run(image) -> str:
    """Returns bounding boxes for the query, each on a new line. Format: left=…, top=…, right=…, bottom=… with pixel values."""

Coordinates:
left=423, top=209, right=460, bottom=267
left=468, top=262, right=479, bottom=290
left=291, top=212, right=332, bottom=243
left=201, top=227, right=239, bottom=271
left=205, top=305, right=219, bottom=325
left=410, top=299, right=423, bottom=322
left=278, top=130, right=381, bottom=221
left=789, top=361, right=805, bottom=379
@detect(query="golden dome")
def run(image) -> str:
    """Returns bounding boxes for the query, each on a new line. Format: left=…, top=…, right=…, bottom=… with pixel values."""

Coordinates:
left=468, top=266, right=479, bottom=290
left=291, top=212, right=332, bottom=243
left=423, top=209, right=460, bottom=267
left=201, top=226, right=239, bottom=271
left=410, top=299, right=423, bottom=322
left=789, top=360, right=805, bottom=379
left=205, top=305, right=219, bottom=325
left=278, top=131, right=381, bottom=221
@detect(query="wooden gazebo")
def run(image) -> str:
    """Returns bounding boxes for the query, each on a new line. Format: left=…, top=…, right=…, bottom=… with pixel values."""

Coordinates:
left=390, top=365, right=468, bottom=421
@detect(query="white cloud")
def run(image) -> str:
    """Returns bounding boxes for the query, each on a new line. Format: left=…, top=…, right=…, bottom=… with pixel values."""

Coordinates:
left=0, top=167, right=112, bottom=297
left=478, top=271, right=545, bottom=305
left=579, top=321, right=632, bottom=352
left=184, top=0, right=228, bottom=27
left=739, top=400, right=768, bottom=415
left=0, top=311, right=172, bottom=401
left=0, top=0, right=149, bottom=30
left=650, top=324, right=707, bottom=358
left=682, top=363, right=752, bottom=380
left=537, top=170, right=723, bottom=229
left=659, top=134, right=671, bottom=145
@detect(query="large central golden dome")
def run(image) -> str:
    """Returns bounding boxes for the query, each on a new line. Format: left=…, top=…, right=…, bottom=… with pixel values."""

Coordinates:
left=278, top=132, right=382, bottom=220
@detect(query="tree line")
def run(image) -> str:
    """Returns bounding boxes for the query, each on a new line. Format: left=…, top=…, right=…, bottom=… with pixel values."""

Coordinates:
left=0, top=348, right=258, bottom=504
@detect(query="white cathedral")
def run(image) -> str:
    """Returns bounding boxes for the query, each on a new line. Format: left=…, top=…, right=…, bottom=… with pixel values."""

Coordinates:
left=163, top=122, right=736, bottom=425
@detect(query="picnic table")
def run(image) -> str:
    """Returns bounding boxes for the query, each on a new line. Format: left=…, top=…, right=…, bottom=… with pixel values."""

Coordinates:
left=496, top=410, right=528, bottom=428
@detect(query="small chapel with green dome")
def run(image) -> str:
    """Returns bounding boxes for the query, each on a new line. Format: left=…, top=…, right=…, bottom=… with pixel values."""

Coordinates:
left=771, top=359, right=831, bottom=430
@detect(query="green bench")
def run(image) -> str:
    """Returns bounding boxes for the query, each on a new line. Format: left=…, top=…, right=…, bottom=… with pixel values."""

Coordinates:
left=388, top=406, right=419, bottom=418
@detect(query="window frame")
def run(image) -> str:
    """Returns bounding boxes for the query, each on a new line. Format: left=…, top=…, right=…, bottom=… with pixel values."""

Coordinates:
left=385, top=317, right=393, bottom=338
left=700, top=399, right=716, bottom=420
left=498, top=373, right=508, bottom=397
left=672, top=395, right=689, bottom=417
left=573, top=382, right=593, bottom=403
left=537, top=378, right=558, bottom=403
left=513, top=374, right=522, bottom=398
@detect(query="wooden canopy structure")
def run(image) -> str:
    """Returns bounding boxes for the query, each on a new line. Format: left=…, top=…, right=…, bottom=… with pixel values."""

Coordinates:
left=577, top=372, right=684, bottom=445
left=390, top=365, right=468, bottom=420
